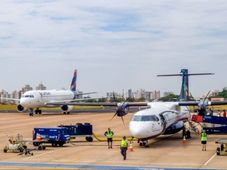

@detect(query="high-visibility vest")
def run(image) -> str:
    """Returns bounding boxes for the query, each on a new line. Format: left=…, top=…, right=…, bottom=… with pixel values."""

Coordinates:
left=201, top=132, right=207, bottom=141
left=105, top=131, right=113, bottom=138
left=121, top=139, right=128, bottom=148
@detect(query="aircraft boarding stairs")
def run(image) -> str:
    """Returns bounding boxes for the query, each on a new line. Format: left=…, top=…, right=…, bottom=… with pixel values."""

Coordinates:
left=192, top=115, right=227, bottom=134
left=187, top=121, right=203, bottom=134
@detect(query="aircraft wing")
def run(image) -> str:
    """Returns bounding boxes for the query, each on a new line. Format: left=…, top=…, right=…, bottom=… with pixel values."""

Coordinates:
left=44, top=101, right=148, bottom=107
left=0, top=97, right=20, bottom=101
left=44, top=98, right=102, bottom=106
left=45, top=101, right=118, bottom=106
left=66, top=102, right=148, bottom=107
left=178, top=101, right=199, bottom=106
left=178, top=101, right=227, bottom=106
left=67, top=102, right=148, bottom=107
left=125, top=102, right=148, bottom=107
left=74, top=92, right=97, bottom=96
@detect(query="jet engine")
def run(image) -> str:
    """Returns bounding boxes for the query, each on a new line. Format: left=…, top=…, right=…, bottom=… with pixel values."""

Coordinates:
left=17, top=104, right=25, bottom=112
left=61, top=105, right=73, bottom=114
left=163, top=121, right=184, bottom=134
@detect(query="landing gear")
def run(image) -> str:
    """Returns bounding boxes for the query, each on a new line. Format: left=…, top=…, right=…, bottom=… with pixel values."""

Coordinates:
left=29, top=109, right=33, bottom=116
left=35, top=109, right=42, bottom=115
left=63, top=112, right=70, bottom=115
left=139, top=140, right=149, bottom=147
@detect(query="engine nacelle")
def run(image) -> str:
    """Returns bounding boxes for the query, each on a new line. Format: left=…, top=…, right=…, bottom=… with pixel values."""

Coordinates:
left=17, top=104, right=25, bottom=112
left=116, top=103, right=129, bottom=117
left=163, top=121, right=184, bottom=135
left=61, top=105, right=73, bottom=112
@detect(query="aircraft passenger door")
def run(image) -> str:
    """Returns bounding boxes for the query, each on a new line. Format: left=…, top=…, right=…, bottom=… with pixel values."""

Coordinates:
left=37, top=92, right=43, bottom=104
left=160, top=114, right=166, bottom=130
left=152, top=117, right=162, bottom=132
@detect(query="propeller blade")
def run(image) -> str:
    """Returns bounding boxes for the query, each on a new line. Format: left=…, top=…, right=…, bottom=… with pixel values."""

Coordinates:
left=121, top=116, right=125, bottom=127
left=110, top=112, right=118, bottom=121
left=203, top=90, right=211, bottom=102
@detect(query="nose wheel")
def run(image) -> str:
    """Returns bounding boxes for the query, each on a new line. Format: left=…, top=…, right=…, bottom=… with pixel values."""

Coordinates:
left=29, top=109, right=33, bottom=116
left=139, top=140, right=149, bottom=147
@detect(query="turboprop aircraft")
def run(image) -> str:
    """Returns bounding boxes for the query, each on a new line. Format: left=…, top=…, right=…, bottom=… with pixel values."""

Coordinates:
left=67, top=69, right=227, bottom=146
left=1, top=69, right=95, bottom=116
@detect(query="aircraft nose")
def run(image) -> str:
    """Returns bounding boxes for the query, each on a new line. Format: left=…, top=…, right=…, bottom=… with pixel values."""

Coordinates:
left=20, top=98, right=29, bottom=107
left=129, top=122, right=151, bottom=138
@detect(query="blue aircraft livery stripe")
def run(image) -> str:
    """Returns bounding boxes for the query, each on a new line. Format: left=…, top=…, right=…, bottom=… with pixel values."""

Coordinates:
left=0, top=162, right=221, bottom=170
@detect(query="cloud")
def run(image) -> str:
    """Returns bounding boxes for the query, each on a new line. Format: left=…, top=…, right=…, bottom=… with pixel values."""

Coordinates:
left=0, top=0, right=227, bottom=97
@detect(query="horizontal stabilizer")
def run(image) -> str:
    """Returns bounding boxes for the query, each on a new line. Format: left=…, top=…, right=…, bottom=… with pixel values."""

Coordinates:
left=188, top=73, right=214, bottom=76
left=157, top=73, right=214, bottom=77
left=157, top=74, right=182, bottom=77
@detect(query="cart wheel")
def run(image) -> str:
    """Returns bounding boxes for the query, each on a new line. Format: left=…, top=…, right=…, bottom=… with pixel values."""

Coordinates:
left=42, top=146, right=46, bottom=150
left=217, top=147, right=220, bottom=156
left=3, top=148, right=7, bottom=153
left=58, top=142, right=64, bottom=147
left=86, top=137, right=93, bottom=142
left=38, top=145, right=42, bottom=150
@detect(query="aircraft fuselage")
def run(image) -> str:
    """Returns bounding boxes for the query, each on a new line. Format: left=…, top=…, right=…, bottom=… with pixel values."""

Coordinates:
left=129, top=102, right=189, bottom=140
left=19, top=90, right=74, bottom=109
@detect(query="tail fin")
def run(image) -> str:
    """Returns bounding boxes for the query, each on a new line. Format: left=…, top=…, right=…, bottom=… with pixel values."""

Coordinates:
left=157, top=69, right=214, bottom=101
left=179, top=69, right=189, bottom=101
left=70, top=69, right=77, bottom=92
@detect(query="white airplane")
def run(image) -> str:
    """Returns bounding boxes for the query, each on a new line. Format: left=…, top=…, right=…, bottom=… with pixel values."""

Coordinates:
left=70, top=69, right=227, bottom=146
left=2, top=69, right=95, bottom=116
left=129, top=102, right=189, bottom=146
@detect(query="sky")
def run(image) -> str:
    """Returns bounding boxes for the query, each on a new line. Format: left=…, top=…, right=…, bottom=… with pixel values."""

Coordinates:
left=0, top=0, right=227, bottom=97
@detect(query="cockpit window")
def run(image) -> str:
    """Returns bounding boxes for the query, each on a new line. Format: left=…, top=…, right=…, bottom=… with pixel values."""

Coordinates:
left=132, top=115, right=159, bottom=121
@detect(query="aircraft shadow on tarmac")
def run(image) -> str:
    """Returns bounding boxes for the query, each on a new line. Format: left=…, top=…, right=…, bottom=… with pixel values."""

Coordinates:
left=144, top=133, right=199, bottom=148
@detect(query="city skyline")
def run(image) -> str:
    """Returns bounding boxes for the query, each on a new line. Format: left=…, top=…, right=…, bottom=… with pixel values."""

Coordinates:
left=0, top=82, right=224, bottom=100
left=0, top=1, right=227, bottom=97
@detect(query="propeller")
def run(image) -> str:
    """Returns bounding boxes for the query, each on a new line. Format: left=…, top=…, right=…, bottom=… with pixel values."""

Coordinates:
left=197, top=91, right=211, bottom=115
left=110, top=101, right=129, bottom=126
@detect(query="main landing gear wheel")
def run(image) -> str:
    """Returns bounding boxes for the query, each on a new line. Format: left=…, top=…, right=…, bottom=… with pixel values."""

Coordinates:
left=35, top=109, right=42, bottom=115
left=63, top=112, right=70, bottom=115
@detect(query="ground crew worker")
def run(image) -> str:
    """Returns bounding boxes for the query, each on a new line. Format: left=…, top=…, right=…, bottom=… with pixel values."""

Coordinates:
left=201, top=130, right=207, bottom=151
left=104, top=128, right=114, bottom=149
left=120, top=136, right=128, bottom=160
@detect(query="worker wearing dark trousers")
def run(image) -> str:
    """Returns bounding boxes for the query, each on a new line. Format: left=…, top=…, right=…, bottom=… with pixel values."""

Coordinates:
left=201, top=130, right=207, bottom=151
left=104, top=128, right=114, bottom=149
left=120, top=136, right=128, bottom=160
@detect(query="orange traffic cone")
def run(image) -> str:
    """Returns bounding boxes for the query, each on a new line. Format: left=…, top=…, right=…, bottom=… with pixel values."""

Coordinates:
left=182, top=135, right=187, bottom=144
left=128, top=143, right=134, bottom=152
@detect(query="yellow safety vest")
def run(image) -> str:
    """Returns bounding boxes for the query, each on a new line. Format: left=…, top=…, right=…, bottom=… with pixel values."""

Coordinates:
left=121, top=139, right=128, bottom=148
left=106, top=131, right=113, bottom=138
left=201, top=132, right=207, bottom=141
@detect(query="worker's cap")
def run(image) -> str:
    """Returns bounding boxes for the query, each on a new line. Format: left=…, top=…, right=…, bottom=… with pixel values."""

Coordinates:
left=123, top=136, right=126, bottom=139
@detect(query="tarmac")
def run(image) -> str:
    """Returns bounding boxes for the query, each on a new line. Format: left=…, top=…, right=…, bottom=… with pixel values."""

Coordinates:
left=0, top=111, right=226, bottom=170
